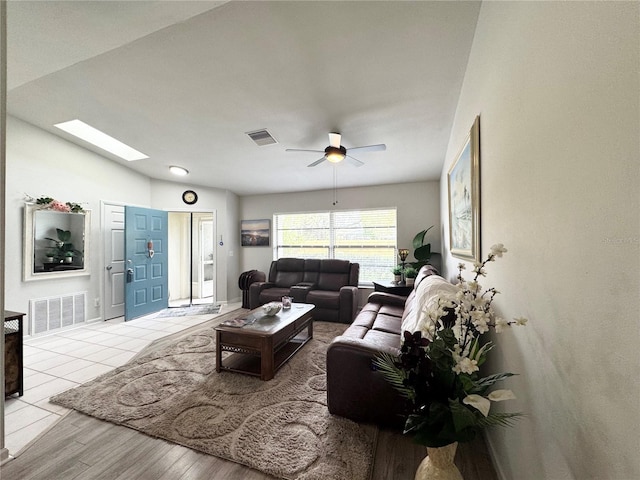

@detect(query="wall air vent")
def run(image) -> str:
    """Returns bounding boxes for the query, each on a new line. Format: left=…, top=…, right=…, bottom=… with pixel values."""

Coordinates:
left=246, top=129, right=278, bottom=146
left=29, top=291, right=87, bottom=335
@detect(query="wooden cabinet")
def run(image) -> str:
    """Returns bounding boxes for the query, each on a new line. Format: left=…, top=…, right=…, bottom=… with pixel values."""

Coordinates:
left=4, top=310, right=24, bottom=397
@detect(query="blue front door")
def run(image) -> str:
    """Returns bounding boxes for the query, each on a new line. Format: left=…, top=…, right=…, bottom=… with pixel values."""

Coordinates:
left=124, top=206, right=168, bottom=320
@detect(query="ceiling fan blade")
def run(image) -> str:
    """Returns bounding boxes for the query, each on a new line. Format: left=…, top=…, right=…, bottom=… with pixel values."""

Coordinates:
left=286, top=148, right=324, bottom=154
left=346, top=155, right=364, bottom=167
left=347, top=143, right=386, bottom=154
left=308, top=157, right=327, bottom=167
left=328, top=132, right=341, bottom=148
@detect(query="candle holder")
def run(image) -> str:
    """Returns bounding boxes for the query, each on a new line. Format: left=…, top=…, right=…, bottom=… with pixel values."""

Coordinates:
left=398, top=249, right=409, bottom=285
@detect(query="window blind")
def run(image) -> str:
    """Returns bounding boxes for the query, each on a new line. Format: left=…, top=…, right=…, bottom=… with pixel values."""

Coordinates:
left=274, top=208, right=397, bottom=283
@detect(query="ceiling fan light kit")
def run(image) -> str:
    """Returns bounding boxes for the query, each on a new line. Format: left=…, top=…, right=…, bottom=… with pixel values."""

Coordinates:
left=325, top=146, right=347, bottom=163
left=285, top=132, right=386, bottom=168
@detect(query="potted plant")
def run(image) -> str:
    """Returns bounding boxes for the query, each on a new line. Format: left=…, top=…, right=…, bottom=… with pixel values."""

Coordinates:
left=375, top=244, right=527, bottom=479
left=404, top=266, right=418, bottom=287
left=64, top=251, right=74, bottom=264
left=410, top=225, right=434, bottom=270
left=392, top=265, right=403, bottom=284
left=46, top=228, right=81, bottom=263
left=44, top=250, right=55, bottom=263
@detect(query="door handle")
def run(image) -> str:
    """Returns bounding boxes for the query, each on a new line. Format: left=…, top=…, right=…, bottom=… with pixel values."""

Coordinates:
left=126, top=268, right=134, bottom=283
left=106, top=265, right=113, bottom=271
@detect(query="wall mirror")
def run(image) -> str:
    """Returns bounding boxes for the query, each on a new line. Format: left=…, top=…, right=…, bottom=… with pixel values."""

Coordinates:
left=23, top=204, right=91, bottom=281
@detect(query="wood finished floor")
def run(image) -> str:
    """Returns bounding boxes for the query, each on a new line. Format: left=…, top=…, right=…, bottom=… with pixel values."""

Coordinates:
left=1, top=410, right=498, bottom=480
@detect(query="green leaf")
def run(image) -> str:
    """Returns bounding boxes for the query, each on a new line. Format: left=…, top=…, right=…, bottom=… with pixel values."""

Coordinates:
left=458, top=374, right=475, bottom=392
left=476, top=412, right=525, bottom=428
left=473, top=373, right=517, bottom=393
left=404, top=413, right=431, bottom=434
left=56, top=229, right=71, bottom=242
left=449, top=399, right=478, bottom=433
left=412, top=226, right=434, bottom=250
left=414, top=244, right=431, bottom=262
left=373, top=353, right=414, bottom=399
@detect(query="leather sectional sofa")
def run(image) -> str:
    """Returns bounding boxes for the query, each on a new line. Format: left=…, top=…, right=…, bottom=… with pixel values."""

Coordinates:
left=326, top=264, right=447, bottom=427
left=247, top=258, right=360, bottom=323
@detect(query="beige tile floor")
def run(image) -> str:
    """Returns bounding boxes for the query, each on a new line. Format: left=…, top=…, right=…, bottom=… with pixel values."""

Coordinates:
left=4, top=302, right=239, bottom=457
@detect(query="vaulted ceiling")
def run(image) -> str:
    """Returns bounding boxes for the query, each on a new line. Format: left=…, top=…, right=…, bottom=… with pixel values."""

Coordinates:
left=7, top=1, right=480, bottom=195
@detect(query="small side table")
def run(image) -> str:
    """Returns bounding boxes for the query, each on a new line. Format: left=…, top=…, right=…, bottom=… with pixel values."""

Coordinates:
left=4, top=310, right=25, bottom=397
left=372, top=282, right=413, bottom=297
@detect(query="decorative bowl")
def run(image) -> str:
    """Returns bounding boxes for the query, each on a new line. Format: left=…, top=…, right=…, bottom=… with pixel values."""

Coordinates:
left=262, top=302, right=282, bottom=317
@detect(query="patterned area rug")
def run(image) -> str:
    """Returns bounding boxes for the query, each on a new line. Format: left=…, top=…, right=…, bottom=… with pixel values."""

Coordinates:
left=152, top=303, right=221, bottom=318
left=50, top=310, right=376, bottom=480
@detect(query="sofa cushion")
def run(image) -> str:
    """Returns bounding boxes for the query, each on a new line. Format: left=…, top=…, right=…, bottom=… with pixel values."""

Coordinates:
left=302, top=259, right=321, bottom=284
left=361, top=329, right=401, bottom=350
left=259, top=287, right=291, bottom=304
left=371, top=314, right=403, bottom=336
left=272, top=258, right=305, bottom=287
left=317, top=259, right=352, bottom=291
left=378, top=304, right=404, bottom=318
left=306, top=290, right=340, bottom=309
left=352, top=309, right=378, bottom=329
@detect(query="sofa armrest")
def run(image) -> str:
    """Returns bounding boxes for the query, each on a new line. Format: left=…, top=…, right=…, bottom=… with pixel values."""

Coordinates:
left=238, top=270, right=266, bottom=290
left=338, top=286, right=359, bottom=324
left=367, top=291, right=408, bottom=307
left=326, top=336, right=405, bottom=427
left=248, top=281, right=275, bottom=309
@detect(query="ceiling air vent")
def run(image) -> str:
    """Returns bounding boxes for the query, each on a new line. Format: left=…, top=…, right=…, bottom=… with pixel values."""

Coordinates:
left=246, top=129, right=277, bottom=146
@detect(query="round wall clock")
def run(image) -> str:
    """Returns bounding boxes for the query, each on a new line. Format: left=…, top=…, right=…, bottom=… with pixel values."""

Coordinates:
left=182, top=190, right=198, bottom=205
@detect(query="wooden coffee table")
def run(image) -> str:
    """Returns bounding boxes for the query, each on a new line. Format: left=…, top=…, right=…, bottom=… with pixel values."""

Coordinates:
left=215, top=303, right=314, bottom=381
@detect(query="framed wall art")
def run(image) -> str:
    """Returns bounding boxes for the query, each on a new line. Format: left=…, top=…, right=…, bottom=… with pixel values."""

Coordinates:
left=447, top=116, right=480, bottom=261
left=241, top=219, right=271, bottom=247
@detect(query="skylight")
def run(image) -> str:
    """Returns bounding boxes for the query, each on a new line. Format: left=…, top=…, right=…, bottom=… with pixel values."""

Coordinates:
left=54, top=119, right=149, bottom=161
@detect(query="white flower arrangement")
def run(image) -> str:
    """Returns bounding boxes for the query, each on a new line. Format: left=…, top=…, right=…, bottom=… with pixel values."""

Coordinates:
left=375, top=244, right=528, bottom=447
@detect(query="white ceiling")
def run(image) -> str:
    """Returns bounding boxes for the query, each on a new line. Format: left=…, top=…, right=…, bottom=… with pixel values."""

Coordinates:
left=7, top=1, right=481, bottom=196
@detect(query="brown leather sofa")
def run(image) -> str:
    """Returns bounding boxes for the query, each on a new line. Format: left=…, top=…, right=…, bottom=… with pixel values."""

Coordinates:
left=247, top=258, right=360, bottom=323
left=326, top=264, right=439, bottom=427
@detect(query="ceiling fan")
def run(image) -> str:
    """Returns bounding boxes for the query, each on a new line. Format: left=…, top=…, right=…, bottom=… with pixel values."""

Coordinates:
left=286, top=132, right=386, bottom=167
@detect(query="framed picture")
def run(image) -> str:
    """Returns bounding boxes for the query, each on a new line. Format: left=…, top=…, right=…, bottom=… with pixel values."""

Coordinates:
left=448, top=116, right=480, bottom=261
left=241, top=219, right=271, bottom=247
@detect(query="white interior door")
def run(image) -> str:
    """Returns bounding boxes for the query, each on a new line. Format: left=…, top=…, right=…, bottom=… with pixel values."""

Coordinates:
left=103, top=203, right=125, bottom=320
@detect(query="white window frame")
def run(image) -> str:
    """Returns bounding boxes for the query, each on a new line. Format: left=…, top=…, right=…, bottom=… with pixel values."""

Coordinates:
left=273, top=208, right=398, bottom=285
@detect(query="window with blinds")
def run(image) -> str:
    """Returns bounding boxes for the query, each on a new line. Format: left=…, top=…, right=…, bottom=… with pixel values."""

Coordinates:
left=273, top=208, right=397, bottom=283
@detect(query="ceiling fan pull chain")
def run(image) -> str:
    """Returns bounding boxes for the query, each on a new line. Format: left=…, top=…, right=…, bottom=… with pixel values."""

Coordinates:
left=333, top=166, right=339, bottom=206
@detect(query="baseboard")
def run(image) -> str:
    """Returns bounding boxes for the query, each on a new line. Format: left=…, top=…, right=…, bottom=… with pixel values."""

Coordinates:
left=0, top=447, right=10, bottom=465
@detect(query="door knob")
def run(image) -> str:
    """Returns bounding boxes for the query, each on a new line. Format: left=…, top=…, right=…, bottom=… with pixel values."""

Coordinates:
left=106, top=265, right=113, bottom=271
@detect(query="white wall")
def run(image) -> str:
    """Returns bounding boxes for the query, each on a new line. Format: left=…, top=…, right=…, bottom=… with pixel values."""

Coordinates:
left=440, top=3, right=639, bottom=479
left=240, top=181, right=440, bottom=276
left=6, top=117, right=240, bottom=333
left=6, top=116, right=151, bottom=328
left=225, top=190, right=241, bottom=303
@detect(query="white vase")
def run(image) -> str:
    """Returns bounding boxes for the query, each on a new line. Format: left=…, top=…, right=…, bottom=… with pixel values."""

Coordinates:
left=406, top=277, right=415, bottom=287
left=415, top=442, right=462, bottom=480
